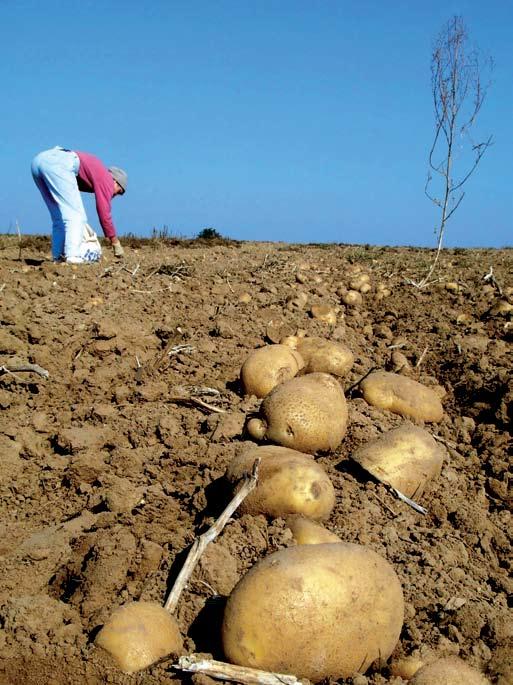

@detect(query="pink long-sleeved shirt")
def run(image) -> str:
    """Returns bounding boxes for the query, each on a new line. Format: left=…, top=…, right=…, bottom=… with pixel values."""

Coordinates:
left=75, top=151, right=117, bottom=239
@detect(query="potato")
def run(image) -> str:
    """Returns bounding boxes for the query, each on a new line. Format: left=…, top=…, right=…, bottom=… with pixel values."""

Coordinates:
left=391, top=350, right=410, bottom=374
left=287, top=516, right=341, bottom=544
left=226, top=446, right=335, bottom=520
left=410, top=657, right=490, bottom=684
left=489, top=299, right=513, bottom=316
left=247, top=372, right=348, bottom=454
left=222, top=543, right=404, bottom=681
left=286, top=292, right=308, bottom=310
left=349, top=273, right=370, bottom=292
left=241, top=345, right=304, bottom=398
left=341, top=289, right=363, bottom=306
left=95, top=601, right=183, bottom=673
left=390, top=654, right=427, bottom=679
left=376, top=283, right=392, bottom=299
left=351, top=425, right=444, bottom=498
left=310, top=304, right=337, bottom=324
left=360, top=370, right=444, bottom=422
left=282, top=336, right=354, bottom=378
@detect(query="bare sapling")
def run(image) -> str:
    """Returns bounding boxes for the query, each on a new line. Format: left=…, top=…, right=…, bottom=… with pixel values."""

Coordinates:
left=410, top=15, right=493, bottom=288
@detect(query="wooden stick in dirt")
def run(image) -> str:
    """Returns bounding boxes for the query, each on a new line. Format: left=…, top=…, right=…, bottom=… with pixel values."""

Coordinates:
left=168, top=396, right=226, bottom=414
left=0, top=363, right=49, bottom=379
left=174, top=655, right=303, bottom=685
left=164, top=458, right=260, bottom=613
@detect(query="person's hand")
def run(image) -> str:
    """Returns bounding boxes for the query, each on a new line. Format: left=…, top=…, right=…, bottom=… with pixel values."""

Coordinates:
left=110, top=237, right=125, bottom=258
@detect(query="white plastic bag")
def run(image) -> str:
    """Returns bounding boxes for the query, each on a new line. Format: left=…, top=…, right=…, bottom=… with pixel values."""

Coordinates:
left=81, top=223, right=102, bottom=262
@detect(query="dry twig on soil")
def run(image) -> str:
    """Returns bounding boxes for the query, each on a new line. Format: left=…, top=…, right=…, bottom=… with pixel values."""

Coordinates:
left=168, top=396, right=226, bottom=413
left=483, top=266, right=503, bottom=296
left=0, top=363, right=49, bottom=379
left=164, top=458, right=260, bottom=612
left=174, top=655, right=303, bottom=685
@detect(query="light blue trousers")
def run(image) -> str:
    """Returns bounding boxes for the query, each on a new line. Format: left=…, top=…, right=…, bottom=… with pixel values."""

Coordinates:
left=31, top=147, right=101, bottom=262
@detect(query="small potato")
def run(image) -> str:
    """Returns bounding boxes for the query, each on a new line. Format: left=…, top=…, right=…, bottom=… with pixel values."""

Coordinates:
left=226, top=446, right=335, bottom=520
left=310, top=304, right=337, bottom=324
left=341, top=289, right=363, bottom=307
left=286, top=292, right=308, bottom=310
left=351, top=425, right=444, bottom=499
left=410, top=657, right=490, bottom=684
left=287, top=516, right=341, bottom=544
left=390, top=654, right=427, bottom=679
left=489, top=299, right=513, bottom=316
left=282, top=336, right=354, bottom=378
left=360, top=370, right=444, bottom=422
left=390, top=350, right=410, bottom=374
left=95, top=601, right=183, bottom=673
left=222, top=543, right=404, bottom=681
left=376, top=283, right=391, bottom=299
left=241, top=345, right=304, bottom=398
left=247, top=373, right=348, bottom=454
left=349, top=273, right=370, bottom=292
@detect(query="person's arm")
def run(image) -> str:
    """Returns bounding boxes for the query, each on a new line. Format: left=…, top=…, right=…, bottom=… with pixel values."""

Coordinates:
left=94, top=176, right=117, bottom=240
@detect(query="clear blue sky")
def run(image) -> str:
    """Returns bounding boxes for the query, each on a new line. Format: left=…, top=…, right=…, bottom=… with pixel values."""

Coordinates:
left=0, top=0, right=511, bottom=247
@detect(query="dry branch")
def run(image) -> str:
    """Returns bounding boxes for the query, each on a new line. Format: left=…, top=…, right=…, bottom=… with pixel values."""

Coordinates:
left=168, top=396, right=226, bottom=414
left=483, top=266, right=503, bottom=296
left=164, top=458, right=260, bottom=612
left=0, top=363, right=49, bottom=379
left=174, top=655, right=303, bottom=685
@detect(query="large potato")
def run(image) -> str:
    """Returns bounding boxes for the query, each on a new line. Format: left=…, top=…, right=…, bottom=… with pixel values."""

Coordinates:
left=282, top=336, right=354, bottom=378
left=351, top=425, right=444, bottom=498
left=360, top=370, right=444, bottom=422
left=226, top=445, right=335, bottom=520
left=247, top=373, right=348, bottom=454
left=222, top=543, right=404, bottom=681
left=95, top=601, right=183, bottom=673
left=241, top=345, right=304, bottom=398
left=287, top=516, right=342, bottom=544
left=410, top=657, right=490, bottom=684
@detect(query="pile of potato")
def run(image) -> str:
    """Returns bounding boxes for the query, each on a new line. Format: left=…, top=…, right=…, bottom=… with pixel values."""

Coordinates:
left=95, top=262, right=491, bottom=683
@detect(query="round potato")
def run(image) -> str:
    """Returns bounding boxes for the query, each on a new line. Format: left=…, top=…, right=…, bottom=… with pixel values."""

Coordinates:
left=287, top=516, right=341, bottom=544
left=310, top=304, right=337, bottom=324
left=226, top=446, right=335, bottom=520
left=241, top=345, right=304, bottom=398
left=410, top=657, right=490, bottom=684
left=95, top=601, right=183, bottom=673
left=341, top=289, right=363, bottom=307
left=390, top=654, right=427, bottom=679
left=222, top=543, right=404, bottom=681
left=282, top=336, right=354, bottom=378
left=247, top=372, right=348, bottom=454
left=360, top=370, right=444, bottom=422
left=351, top=425, right=444, bottom=498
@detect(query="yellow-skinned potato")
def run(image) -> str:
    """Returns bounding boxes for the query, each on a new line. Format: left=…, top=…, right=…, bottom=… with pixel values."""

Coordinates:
left=246, top=373, right=348, bottom=454
left=360, top=370, right=444, bottom=422
left=390, top=654, right=427, bottom=679
left=226, top=446, right=335, bottom=520
left=282, top=336, right=354, bottom=378
left=222, top=543, right=404, bottom=681
left=241, top=345, right=304, bottom=398
left=410, top=657, right=490, bottom=684
left=310, top=304, right=337, bottom=324
left=287, top=516, right=341, bottom=544
left=95, top=601, right=183, bottom=673
left=341, top=289, right=363, bottom=307
left=351, top=425, right=444, bottom=498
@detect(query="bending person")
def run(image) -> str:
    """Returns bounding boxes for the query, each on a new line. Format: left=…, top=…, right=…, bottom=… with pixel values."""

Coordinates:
left=31, top=146, right=127, bottom=263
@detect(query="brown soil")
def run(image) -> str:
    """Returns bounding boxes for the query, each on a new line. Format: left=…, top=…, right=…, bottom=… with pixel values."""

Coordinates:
left=0, top=236, right=511, bottom=685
